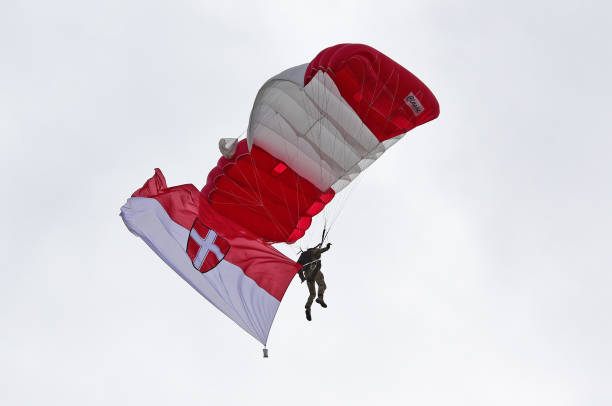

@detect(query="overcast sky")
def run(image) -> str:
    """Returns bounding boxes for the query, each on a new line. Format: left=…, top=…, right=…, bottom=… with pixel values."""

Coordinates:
left=2, top=1, right=611, bottom=405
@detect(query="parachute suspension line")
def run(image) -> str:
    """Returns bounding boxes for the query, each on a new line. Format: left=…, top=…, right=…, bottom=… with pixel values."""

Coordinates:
left=208, top=126, right=266, bottom=208
left=316, top=54, right=405, bottom=246
left=330, top=54, right=393, bottom=246
left=280, top=76, right=323, bottom=248
left=318, top=60, right=373, bottom=245
left=210, top=127, right=292, bottom=243
left=248, top=150, right=295, bottom=241
left=249, top=106, right=302, bottom=242
left=322, top=212, right=331, bottom=244
left=317, top=71, right=338, bottom=248
left=234, top=128, right=247, bottom=142
left=207, top=129, right=253, bottom=207
left=300, top=62, right=357, bottom=247
left=238, top=106, right=295, bottom=244
left=267, top=107, right=304, bottom=243
left=323, top=171, right=364, bottom=243
left=321, top=220, right=327, bottom=246
left=256, top=102, right=323, bottom=245
left=250, top=110, right=294, bottom=239
left=206, top=130, right=257, bottom=208
left=273, top=110, right=303, bottom=235
left=309, top=65, right=367, bottom=246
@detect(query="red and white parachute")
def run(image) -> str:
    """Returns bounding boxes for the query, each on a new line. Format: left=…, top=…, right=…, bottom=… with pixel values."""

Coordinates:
left=121, top=44, right=439, bottom=345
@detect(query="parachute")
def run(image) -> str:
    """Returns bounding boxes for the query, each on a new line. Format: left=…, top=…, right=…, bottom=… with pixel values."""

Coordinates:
left=202, top=43, right=439, bottom=243
left=121, top=44, right=439, bottom=346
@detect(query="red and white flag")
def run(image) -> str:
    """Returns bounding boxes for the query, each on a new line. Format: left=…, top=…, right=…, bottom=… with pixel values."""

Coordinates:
left=120, top=169, right=299, bottom=345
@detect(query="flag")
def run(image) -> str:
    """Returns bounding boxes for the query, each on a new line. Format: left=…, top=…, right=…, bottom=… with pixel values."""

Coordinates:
left=120, top=169, right=299, bottom=345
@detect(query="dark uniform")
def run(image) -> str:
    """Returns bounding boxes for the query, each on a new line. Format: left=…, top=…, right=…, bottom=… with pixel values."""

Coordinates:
left=297, top=243, right=331, bottom=320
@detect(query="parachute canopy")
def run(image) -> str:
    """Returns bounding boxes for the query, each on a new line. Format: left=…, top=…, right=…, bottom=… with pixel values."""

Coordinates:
left=202, top=43, right=439, bottom=243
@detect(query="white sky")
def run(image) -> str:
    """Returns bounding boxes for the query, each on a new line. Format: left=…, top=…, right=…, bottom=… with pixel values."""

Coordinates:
left=2, top=1, right=611, bottom=405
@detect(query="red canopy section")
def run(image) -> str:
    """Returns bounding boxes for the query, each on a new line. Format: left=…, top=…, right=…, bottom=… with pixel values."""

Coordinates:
left=201, top=140, right=334, bottom=243
left=305, top=43, right=440, bottom=142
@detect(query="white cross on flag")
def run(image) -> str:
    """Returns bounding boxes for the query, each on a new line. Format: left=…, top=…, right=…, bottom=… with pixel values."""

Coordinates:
left=187, top=220, right=230, bottom=273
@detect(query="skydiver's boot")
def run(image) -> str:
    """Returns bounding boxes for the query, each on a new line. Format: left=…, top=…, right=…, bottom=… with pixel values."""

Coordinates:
left=305, top=308, right=312, bottom=321
left=316, top=298, right=327, bottom=308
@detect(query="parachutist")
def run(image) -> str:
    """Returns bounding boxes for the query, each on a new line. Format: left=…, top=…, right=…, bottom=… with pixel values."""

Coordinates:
left=297, top=242, right=331, bottom=321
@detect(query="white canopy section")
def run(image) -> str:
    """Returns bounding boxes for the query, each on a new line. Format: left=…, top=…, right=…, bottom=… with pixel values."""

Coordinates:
left=247, top=64, right=404, bottom=192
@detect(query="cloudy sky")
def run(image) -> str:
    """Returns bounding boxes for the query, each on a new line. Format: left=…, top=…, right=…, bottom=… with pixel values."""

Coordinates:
left=2, top=1, right=611, bottom=405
